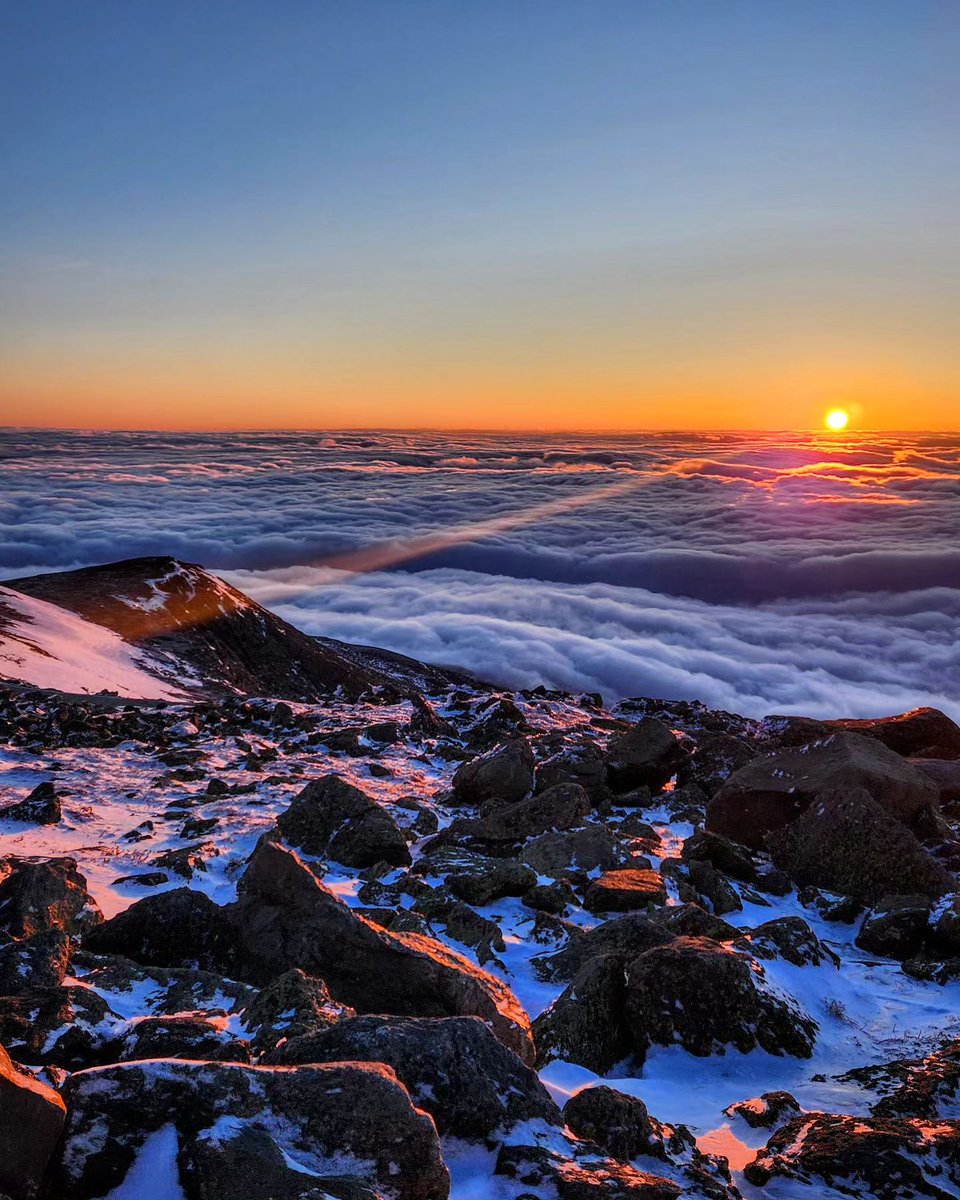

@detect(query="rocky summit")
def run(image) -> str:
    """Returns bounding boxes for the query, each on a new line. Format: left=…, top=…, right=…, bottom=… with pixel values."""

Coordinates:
left=1, top=560, right=960, bottom=1199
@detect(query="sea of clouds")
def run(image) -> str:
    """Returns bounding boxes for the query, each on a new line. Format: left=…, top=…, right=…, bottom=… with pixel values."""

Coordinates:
left=2, top=428, right=958, bottom=719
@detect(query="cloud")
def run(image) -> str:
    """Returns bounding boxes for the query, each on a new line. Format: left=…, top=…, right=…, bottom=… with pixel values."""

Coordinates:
left=1, top=427, right=958, bottom=718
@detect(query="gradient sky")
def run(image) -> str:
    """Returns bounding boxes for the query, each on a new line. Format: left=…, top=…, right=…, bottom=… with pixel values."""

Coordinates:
left=2, top=1, right=958, bottom=431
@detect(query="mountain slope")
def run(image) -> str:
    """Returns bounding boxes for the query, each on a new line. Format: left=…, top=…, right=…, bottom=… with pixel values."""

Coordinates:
left=4, top=557, right=412, bottom=702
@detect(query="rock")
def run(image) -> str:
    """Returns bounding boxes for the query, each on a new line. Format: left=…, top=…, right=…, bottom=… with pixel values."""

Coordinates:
left=680, top=829, right=759, bottom=883
left=495, top=1141, right=684, bottom=1199
left=684, top=732, right=760, bottom=796
left=663, top=859, right=742, bottom=916
left=0, top=856, right=103, bottom=939
left=583, top=869, right=667, bottom=913
left=0, top=984, right=115, bottom=1067
left=410, top=891, right=505, bottom=965
left=240, top=968, right=352, bottom=1053
left=53, top=1059, right=449, bottom=1200
left=652, top=903, right=740, bottom=942
left=113, top=871, right=169, bottom=887
left=724, top=1090, right=801, bottom=1130
left=911, top=759, right=960, bottom=806
left=744, top=1111, right=960, bottom=1198
left=523, top=882, right=572, bottom=913
left=533, top=955, right=631, bottom=1073
left=455, top=782, right=591, bottom=843
left=0, top=780, right=62, bottom=824
left=867, top=1040, right=960, bottom=1119
left=562, top=1086, right=664, bottom=1160
left=152, top=841, right=218, bottom=879
left=827, top=706, right=960, bottom=760
left=605, top=718, right=689, bottom=793
left=534, top=913, right=672, bottom=982
left=742, top=916, right=839, bottom=967
left=0, top=1042, right=66, bottom=1199
left=448, top=860, right=537, bottom=906
left=277, top=774, right=410, bottom=868
left=856, top=895, right=935, bottom=960
left=930, top=892, right=960, bottom=956
left=522, top=826, right=626, bottom=877
left=451, top=737, right=535, bottom=805
left=110, top=1014, right=251, bottom=1063
left=535, top=742, right=609, bottom=801
left=624, top=937, right=817, bottom=1063
left=0, top=928, right=70, bottom=992
left=82, top=886, right=244, bottom=975
left=767, top=788, right=953, bottom=905
left=230, top=839, right=534, bottom=1062
left=267, top=1014, right=560, bottom=1138
left=707, top=732, right=940, bottom=849
left=75, top=955, right=257, bottom=1016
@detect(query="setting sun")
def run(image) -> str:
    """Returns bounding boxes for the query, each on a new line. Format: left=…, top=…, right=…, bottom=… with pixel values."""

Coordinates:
left=825, top=408, right=850, bottom=431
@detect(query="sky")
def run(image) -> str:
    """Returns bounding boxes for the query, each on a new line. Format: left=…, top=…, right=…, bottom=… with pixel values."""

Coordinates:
left=1, top=1, right=958, bottom=431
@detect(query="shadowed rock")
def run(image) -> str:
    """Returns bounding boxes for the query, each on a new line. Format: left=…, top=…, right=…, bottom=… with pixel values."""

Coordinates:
left=0, top=1042, right=66, bottom=1199
left=277, top=774, right=410, bottom=867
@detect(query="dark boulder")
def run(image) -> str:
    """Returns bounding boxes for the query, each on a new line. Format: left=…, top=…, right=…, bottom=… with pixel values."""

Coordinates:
left=856, top=895, right=935, bottom=960
left=740, top=916, right=839, bottom=968
left=680, top=829, right=759, bottom=883
left=562, top=1086, right=664, bottom=1161
left=451, top=737, right=535, bottom=805
left=522, top=826, right=626, bottom=877
left=276, top=774, right=410, bottom=868
left=605, top=718, right=689, bottom=793
left=240, top=968, right=353, bottom=1054
left=0, top=928, right=70, bottom=992
left=533, top=954, right=631, bottom=1073
left=53, top=1059, right=449, bottom=1200
left=109, top=1013, right=251, bottom=1063
left=267, top=1014, right=560, bottom=1138
left=0, top=780, right=62, bottom=824
left=454, top=782, right=591, bottom=843
left=448, top=860, right=537, bottom=906
left=708, top=732, right=940, bottom=849
left=724, top=1090, right=801, bottom=1130
left=827, top=706, right=960, bottom=760
left=0, top=856, right=102, bottom=939
left=534, top=912, right=674, bottom=983
left=583, top=869, right=667, bottom=913
left=767, top=788, right=953, bottom=905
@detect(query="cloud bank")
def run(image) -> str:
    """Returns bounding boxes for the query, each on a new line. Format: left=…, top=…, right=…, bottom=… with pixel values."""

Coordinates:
left=2, top=428, right=958, bottom=718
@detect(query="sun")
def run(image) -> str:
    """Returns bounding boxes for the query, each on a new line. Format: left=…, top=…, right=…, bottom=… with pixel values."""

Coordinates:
left=824, top=408, right=850, bottom=431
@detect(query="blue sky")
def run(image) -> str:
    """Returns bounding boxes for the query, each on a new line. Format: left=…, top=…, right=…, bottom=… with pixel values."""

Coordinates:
left=2, top=1, right=958, bottom=429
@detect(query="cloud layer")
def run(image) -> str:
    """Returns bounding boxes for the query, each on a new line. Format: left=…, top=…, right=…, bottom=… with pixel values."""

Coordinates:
left=2, top=428, right=958, bottom=718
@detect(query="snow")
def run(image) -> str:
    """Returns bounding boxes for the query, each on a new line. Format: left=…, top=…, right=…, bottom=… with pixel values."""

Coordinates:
left=0, top=587, right=186, bottom=701
left=103, top=1124, right=187, bottom=1200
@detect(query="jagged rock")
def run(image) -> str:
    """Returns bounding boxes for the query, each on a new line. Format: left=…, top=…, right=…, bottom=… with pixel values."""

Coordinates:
left=856, top=895, right=935, bottom=960
left=624, top=937, right=817, bottom=1062
left=0, top=984, right=115, bottom=1067
left=680, top=829, right=759, bottom=883
left=0, top=780, right=62, bottom=824
left=912, top=759, right=960, bottom=806
left=267, top=1014, right=559, bottom=1138
left=842, top=1040, right=960, bottom=1119
left=240, top=968, right=352, bottom=1053
left=453, top=782, right=591, bottom=843
left=412, top=891, right=505, bottom=964
left=663, top=858, right=742, bottom=916
left=826, top=706, right=960, bottom=760
left=451, top=737, right=535, bottom=805
left=583, top=868, right=667, bottom=913
left=562, top=1086, right=665, bottom=1160
left=744, top=1111, right=960, bottom=1198
left=605, top=718, right=689, bottom=793
left=448, top=860, right=537, bottom=906
left=152, top=841, right=219, bottom=878
left=0, top=1041, right=67, bottom=1199
left=0, top=856, right=103, bottom=939
left=741, top=916, right=839, bottom=967
left=229, top=839, right=534, bottom=1062
left=109, top=1014, right=251, bottom=1063
left=523, top=882, right=573, bottom=913
left=683, top=732, right=760, bottom=796
left=724, top=1090, right=801, bottom=1129
left=277, top=774, right=410, bottom=868
left=53, top=1059, right=450, bottom=1200
left=82, top=886, right=244, bottom=975
left=535, top=742, right=609, bottom=800
left=522, top=826, right=626, bottom=877
left=0, top=928, right=70, bottom=992
left=534, top=954, right=631, bottom=1072
left=653, top=903, right=740, bottom=942
left=767, top=788, right=953, bottom=905
left=534, top=913, right=672, bottom=982
left=75, top=955, right=257, bottom=1016
left=708, top=732, right=940, bottom=848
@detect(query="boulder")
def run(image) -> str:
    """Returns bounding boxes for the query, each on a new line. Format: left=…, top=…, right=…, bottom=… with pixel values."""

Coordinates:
left=583, top=869, right=667, bottom=913
left=680, top=829, right=759, bottom=883
left=0, top=928, right=70, bottom=992
left=741, top=916, right=839, bottom=968
left=707, top=732, right=940, bottom=849
left=684, top=732, right=760, bottom=796
left=533, top=954, right=631, bottom=1072
left=931, top=893, right=960, bottom=956
left=663, top=858, right=742, bottom=916
left=229, top=839, right=534, bottom=1062
left=766, top=788, right=953, bottom=905
left=53, top=1059, right=449, bottom=1200
left=240, top=968, right=352, bottom=1054
left=827, top=707, right=960, bottom=760
left=724, top=1091, right=801, bottom=1130
left=454, top=782, right=591, bottom=843
left=624, top=937, right=817, bottom=1062
left=109, top=1014, right=251, bottom=1063
left=562, top=1086, right=664, bottom=1161
left=0, top=984, right=115, bottom=1067
left=0, top=1042, right=67, bottom=1199
left=522, top=826, right=626, bottom=877
left=744, top=1111, right=960, bottom=1198
left=451, top=737, right=535, bottom=805
left=276, top=774, right=410, bottom=868
left=0, top=780, right=62, bottom=824
left=448, top=860, right=537, bottom=906
left=267, top=1014, right=559, bottom=1138
left=535, top=742, right=609, bottom=801
left=605, top=718, right=689, bottom=793
left=534, top=913, right=673, bottom=982
left=911, top=759, right=960, bottom=806
left=856, top=895, right=935, bottom=960
left=0, top=856, right=102, bottom=939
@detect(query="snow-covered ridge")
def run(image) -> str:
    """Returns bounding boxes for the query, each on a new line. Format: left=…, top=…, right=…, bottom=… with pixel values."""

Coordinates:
left=0, top=586, right=187, bottom=701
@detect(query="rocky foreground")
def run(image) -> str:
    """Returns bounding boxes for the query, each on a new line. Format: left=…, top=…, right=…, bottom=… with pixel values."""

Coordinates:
left=2, top=578, right=960, bottom=1198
